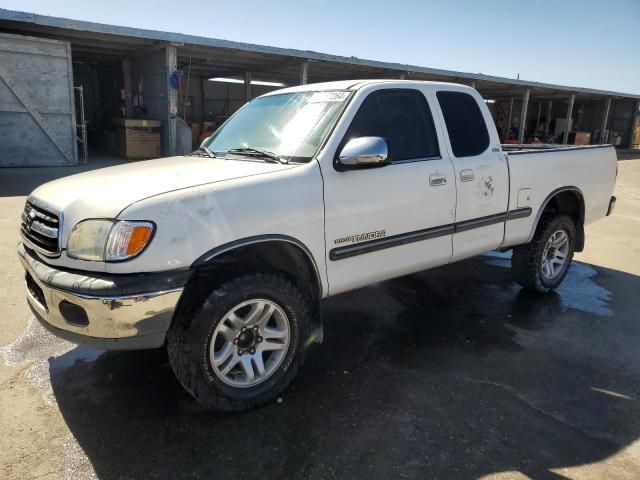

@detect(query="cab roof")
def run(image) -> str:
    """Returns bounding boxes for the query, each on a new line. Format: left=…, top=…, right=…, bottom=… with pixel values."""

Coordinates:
left=261, top=79, right=474, bottom=96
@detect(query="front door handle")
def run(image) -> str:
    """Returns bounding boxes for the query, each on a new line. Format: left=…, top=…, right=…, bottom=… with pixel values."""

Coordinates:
left=429, top=173, right=448, bottom=186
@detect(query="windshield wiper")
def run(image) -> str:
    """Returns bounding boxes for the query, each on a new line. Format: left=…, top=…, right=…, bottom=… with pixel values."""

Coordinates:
left=227, top=147, right=288, bottom=164
left=188, top=146, right=216, bottom=158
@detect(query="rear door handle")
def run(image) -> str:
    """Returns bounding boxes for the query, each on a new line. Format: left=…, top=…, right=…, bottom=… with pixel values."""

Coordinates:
left=460, top=169, right=475, bottom=182
left=429, top=173, right=448, bottom=186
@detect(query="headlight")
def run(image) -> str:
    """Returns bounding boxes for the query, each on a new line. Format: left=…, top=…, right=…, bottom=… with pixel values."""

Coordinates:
left=67, top=220, right=113, bottom=261
left=67, top=220, right=154, bottom=262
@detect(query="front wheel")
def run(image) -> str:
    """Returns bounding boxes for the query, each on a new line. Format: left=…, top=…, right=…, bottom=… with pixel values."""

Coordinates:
left=167, top=273, right=310, bottom=412
left=512, top=215, right=576, bottom=292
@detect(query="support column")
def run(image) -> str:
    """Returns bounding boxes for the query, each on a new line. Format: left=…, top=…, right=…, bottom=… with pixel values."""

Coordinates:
left=518, top=88, right=530, bottom=144
left=244, top=71, right=252, bottom=104
left=562, top=94, right=575, bottom=144
left=536, top=102, right=542, bottom=130
left=506, top=98, right=514, bottom=141
left=200, top=77, right=206, bottom=122
left=544, top=100, right=553, bottom=135
left=629, top=100, right=640, bottom=148
left=471, top=81, right=476, bottom=89
left=121, top=58, right=133, bottom=118
left=600, top=97, right=612, bottom=144
left=299, top=61, right=309, bottom=85
left=399, top=73, right=406, bottom=80
left=166, top=45, right=178, bottom=156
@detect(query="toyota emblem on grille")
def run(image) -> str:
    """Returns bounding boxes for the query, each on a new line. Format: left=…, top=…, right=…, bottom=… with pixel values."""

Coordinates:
left=26, top=209, right=36, bottom=231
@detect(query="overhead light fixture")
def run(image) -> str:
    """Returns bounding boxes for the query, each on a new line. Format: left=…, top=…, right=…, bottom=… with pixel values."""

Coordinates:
left=251, top=80, right=287, bottom=87
left=208, top=77, right=286, bottom=87
left=484, top=99, right=496, bottom=104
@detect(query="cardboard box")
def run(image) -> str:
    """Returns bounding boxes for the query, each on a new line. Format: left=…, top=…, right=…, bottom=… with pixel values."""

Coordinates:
left=113, top=118, right=161, bottom=160
left=112, top=118, right=162, bottom=128
left=633, top=119, right=640, bottom=149
left=568, top=131, right=591, bottom=145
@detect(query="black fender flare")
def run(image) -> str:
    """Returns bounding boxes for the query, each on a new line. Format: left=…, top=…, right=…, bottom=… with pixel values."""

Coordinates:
left=526, top=186, right=585, bottom=249
left=191, top=234, right=325, bottom=342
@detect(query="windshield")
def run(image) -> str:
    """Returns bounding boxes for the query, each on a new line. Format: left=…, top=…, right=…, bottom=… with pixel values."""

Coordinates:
left=203, top=91, right=351, bottom=162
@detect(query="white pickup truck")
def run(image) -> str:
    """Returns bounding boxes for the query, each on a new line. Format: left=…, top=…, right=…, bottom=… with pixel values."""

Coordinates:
left=18, top=80, right=617, bottom=411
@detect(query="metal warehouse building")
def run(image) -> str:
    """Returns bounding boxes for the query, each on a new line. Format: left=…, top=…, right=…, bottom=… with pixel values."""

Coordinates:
left=0, top=8, right=639, bottom=167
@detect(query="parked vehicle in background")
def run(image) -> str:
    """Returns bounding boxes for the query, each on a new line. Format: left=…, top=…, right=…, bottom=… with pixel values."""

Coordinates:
left=18, top=80, right=617, bottom=411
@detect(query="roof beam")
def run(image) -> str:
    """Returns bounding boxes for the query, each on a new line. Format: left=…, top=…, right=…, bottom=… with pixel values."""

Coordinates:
left=0, top=8, right=637, bottom=100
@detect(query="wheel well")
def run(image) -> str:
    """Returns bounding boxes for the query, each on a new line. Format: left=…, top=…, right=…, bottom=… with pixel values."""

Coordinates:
left=539, top=189, right=585, bottom=251
left=173, top=240, right=323, bottom=341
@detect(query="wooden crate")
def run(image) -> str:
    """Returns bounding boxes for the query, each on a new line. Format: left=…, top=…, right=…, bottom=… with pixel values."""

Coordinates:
left=113, top=118, right=161, bottom=160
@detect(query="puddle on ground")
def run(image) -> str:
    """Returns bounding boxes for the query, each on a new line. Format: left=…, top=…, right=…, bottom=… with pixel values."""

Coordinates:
left=0, top=316, right=102, bottom=479
left=0, top=316, right=104, bottom=404
left=483, top=251, right=612, bottom=316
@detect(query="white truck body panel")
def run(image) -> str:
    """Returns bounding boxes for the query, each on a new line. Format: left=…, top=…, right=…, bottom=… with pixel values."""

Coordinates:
left=502, top=145, right=617, bottom=248
left=318, top=82, right=457, bottom=294
left=429, top=84, right=511, bottom=263
left=116, top=161, right=329, bottom=294
left=28, top=156, right=298, bottom=272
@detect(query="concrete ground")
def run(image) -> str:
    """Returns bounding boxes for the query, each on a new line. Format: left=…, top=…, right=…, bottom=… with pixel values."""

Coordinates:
left=1, top=153, right=640, bottom=479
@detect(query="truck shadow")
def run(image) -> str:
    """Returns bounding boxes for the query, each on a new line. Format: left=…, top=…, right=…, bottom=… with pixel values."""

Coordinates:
left=49, top=256, right=640, bottom=479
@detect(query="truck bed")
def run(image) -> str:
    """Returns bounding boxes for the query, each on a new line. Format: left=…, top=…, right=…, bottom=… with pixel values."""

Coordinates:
left=501, top=143, right=617, bottom=249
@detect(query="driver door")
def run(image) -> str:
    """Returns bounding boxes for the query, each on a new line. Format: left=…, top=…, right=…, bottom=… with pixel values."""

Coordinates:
left=321, top=87, right=457, bottom=295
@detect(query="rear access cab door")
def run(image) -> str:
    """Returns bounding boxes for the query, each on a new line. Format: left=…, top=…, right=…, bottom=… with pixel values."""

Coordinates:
left=434, top=87, right=510, bottom=261
left=319, top=84, right=457, bottom=295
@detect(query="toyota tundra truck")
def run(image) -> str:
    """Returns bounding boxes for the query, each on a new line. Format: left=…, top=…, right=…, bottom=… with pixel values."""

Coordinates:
left=18, top=80, right=617, bottom=411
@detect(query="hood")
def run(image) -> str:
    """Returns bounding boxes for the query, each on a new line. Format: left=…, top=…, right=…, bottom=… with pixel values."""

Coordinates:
left=30, top=156, right=295, bottom=219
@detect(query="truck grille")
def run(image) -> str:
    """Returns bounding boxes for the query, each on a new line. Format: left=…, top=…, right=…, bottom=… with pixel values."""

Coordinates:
left=20, top=200, right=61, bottom=256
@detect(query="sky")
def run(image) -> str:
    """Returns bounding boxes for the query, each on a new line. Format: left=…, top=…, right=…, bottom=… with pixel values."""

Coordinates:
left=2, top=0, right=639, bottom=95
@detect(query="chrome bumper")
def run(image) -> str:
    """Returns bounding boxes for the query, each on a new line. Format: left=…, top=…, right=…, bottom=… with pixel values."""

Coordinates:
left=18, top=242, right=187, bottom=350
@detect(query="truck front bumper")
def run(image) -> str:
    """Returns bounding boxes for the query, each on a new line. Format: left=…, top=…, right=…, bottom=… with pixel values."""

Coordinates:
left=18, top=242, right=189, bottom=350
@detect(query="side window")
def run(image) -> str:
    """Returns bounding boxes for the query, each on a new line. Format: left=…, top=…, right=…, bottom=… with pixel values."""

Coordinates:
left=344, top=90, right=440, bottom=162
left=436, top=91, right=490, bottom=157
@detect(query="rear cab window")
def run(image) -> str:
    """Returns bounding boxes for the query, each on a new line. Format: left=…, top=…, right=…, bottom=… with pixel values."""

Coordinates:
left=436, top=91, right=490, bottom=157
left=342, top=89, right=440, bottom=162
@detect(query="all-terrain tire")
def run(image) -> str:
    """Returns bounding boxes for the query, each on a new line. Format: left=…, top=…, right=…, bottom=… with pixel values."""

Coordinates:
left=512, top=214, right=576, bottom=293
left=167, top=272, right=310, bottom=412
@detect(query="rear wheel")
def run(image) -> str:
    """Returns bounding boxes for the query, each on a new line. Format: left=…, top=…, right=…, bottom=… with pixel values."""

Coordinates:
left=512, top=215, right=576, bottom=292
left=167, top=273, right=310, bottom=412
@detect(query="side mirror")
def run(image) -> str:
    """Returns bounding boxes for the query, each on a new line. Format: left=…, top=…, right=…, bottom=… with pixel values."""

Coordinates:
left=338, top=137, right=389, bottom=169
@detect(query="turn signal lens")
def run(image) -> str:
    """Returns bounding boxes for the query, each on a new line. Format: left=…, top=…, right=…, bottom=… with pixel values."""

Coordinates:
left=127, top=226, right=153, bottom=255
left=105, top=221, right=154, bottom=261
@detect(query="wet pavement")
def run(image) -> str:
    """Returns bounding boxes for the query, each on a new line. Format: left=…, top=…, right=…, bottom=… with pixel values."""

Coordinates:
left=4, top=252, right=640, bottom=479
left=2, top=158, right=640, bottom=479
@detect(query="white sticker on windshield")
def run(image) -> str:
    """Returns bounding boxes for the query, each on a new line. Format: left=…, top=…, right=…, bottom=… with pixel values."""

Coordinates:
left=308, top=91, right=350, bottom=103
